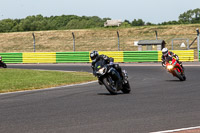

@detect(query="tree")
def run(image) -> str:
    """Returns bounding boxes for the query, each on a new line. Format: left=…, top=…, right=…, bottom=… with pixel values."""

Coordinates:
left=179, top=8, right=200, bottom=24
left=124, top=19, right=131, bottom=24
left=131, top=19, right=145, bottom=26
left=120, top=22, right=131, bottom=27
left=0, top=19, right=17, bottom=32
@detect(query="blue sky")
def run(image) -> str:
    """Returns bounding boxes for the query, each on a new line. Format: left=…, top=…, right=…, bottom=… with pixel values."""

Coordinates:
left=0, top=0, right=200, bottom=24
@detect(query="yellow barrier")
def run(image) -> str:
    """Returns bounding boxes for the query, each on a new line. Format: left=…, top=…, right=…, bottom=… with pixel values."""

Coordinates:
left=89, top=51, right=123, bottom=62
left=158, top=50, right=194, bottom=62
left=23, top=52, right=56, bottom=63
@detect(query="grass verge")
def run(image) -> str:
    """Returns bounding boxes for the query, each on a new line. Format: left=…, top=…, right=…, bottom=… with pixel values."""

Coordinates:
left=0, top=68, right=97, bottom=93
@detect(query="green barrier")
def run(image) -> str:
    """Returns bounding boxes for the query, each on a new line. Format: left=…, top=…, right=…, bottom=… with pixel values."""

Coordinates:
left=199, top=50, right=200, bottom=61
left=0, top=51, right=195, bottom=63
left=56, top=52, right=90, bottom=63
left=123, top=51, right=158, bottom=62
left=0, top=53, right=23, bottom=63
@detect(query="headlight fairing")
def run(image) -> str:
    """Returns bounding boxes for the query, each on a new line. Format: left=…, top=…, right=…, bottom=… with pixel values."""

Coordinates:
left=97, top=67, right=107, bottom=75
left=167, top=65, right=173, bottom=70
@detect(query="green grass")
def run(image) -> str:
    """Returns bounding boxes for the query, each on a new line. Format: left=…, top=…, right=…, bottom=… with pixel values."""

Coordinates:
left=0, top=69, right=97, bottom=93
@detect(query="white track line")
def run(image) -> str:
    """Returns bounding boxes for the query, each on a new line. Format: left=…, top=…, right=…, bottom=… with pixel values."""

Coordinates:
left=151, top=126, right=200, bottom=133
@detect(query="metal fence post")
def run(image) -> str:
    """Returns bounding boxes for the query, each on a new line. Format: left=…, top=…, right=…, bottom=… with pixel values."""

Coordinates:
left=197, top=28, right=199, bottom=61
left=117, top=31, right=120, bottom=51
left=72, top=32, right=75, bottom=51
left=155, top=30, right=158, bottom=40
left=32, top=33, right=36, bottom=52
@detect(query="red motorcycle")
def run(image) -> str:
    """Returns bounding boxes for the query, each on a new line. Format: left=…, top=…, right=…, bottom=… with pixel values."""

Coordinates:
left=165, top=57, right=186, bottom=81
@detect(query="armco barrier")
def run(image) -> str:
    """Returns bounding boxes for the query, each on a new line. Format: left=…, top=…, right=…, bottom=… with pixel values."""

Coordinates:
left=0, top=53, right=22, bottom=63
left=23, top=52, right=56, bottom=63
left=158, top=50, right=194, bottom=62
left=0, top=50, right=195, bottom=63
left=56, top=52, right=89, bottom=63
left=199, top=51, right=200, bottom=61
left=123, top=51, right=158, bottom=62
left=89, top=51, right=123, bottom=62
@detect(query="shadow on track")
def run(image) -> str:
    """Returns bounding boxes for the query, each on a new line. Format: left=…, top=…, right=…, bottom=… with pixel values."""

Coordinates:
left=97, top=92, right=130, bottom=96
left=165, top=79, right=185, bottom=82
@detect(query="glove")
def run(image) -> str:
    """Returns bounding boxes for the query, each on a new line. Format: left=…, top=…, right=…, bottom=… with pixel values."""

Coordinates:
left=176, top=56, right=179, bottom=61
left=109, top=62, right=114, bottom=65
left=162, top=62, right=166, bottom=67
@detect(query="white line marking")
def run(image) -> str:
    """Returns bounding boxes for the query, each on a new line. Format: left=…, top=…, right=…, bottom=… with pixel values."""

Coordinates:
left=151, top=126, right=200, bottom=133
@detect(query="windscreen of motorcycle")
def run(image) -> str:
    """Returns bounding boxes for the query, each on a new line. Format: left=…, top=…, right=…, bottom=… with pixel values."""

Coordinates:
left=94, top=60, right=106, bottom=71
left=165, top=56, right=173, bottom=63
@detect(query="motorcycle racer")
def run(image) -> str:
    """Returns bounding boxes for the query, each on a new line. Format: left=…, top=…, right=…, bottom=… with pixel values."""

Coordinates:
left=90, top=51, right=128, bottom=83
left=161, top=48, right=184, bottom=69
left=0, top=56, right=7, bottom=68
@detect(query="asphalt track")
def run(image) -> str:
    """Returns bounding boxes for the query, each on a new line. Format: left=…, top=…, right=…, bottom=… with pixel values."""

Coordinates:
left=1, top=63, right=200, bottom=133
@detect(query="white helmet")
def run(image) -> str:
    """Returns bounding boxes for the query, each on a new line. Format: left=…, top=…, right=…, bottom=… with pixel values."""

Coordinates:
left=162, top=48, right=168, bottom=56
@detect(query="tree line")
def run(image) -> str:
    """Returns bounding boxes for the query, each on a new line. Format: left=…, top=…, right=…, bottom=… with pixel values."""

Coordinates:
left=0, top=8, right=200, bottom=33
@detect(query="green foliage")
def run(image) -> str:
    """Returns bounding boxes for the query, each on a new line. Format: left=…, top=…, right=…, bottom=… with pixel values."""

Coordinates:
left=120, top=22, right=132, bottom=28
left=0, top=15, right=107, bottom=32
left=0, top=8, right=200, bottom=33
left=131, top=19, right=145, bottom=26
left=0, top=19, right=17, bottom=32
left=158, top=8, right=200, bottom=25
left=65, top=16, right=104, bottom=29
left=179, top=8, right=200, bottom=23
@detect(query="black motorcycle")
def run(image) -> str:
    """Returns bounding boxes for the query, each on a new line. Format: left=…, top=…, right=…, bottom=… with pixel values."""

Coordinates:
left=0, top=60, right=7, bottom=68
left=94, top=60, right=131, bottom=95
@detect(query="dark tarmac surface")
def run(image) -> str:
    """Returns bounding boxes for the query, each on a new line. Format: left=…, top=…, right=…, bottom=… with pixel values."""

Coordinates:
left=0, top=63, right=200, bottom=133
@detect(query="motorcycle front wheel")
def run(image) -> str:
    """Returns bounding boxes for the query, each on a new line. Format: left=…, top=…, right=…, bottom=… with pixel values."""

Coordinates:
left=102, top=76, right=117, bottom=95
left=174, top=69, right=185, bottom=81
left=121, top=80, right=131, bottom=94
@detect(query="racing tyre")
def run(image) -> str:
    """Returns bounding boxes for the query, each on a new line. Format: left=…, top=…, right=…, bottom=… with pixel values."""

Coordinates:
left=174, top=69, right=184, bottom=81
left=102, top=77, right=117, bottom=95
left=182, top=74, right=186, bottom=81
left=121, top=80, right=131, bottom=94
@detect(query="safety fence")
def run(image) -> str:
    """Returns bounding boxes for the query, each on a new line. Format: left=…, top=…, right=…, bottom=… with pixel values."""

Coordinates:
left=124, top=51, right=158, bottom=62
left=0, top=50, right=194, bottom=64
left=0, top=53, right=23, bottom=63
left=56, top=52, right=89, bottom=63
left=158, top=50, right=194, bottom=62
left=199, top=51, right=200, bottom=61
